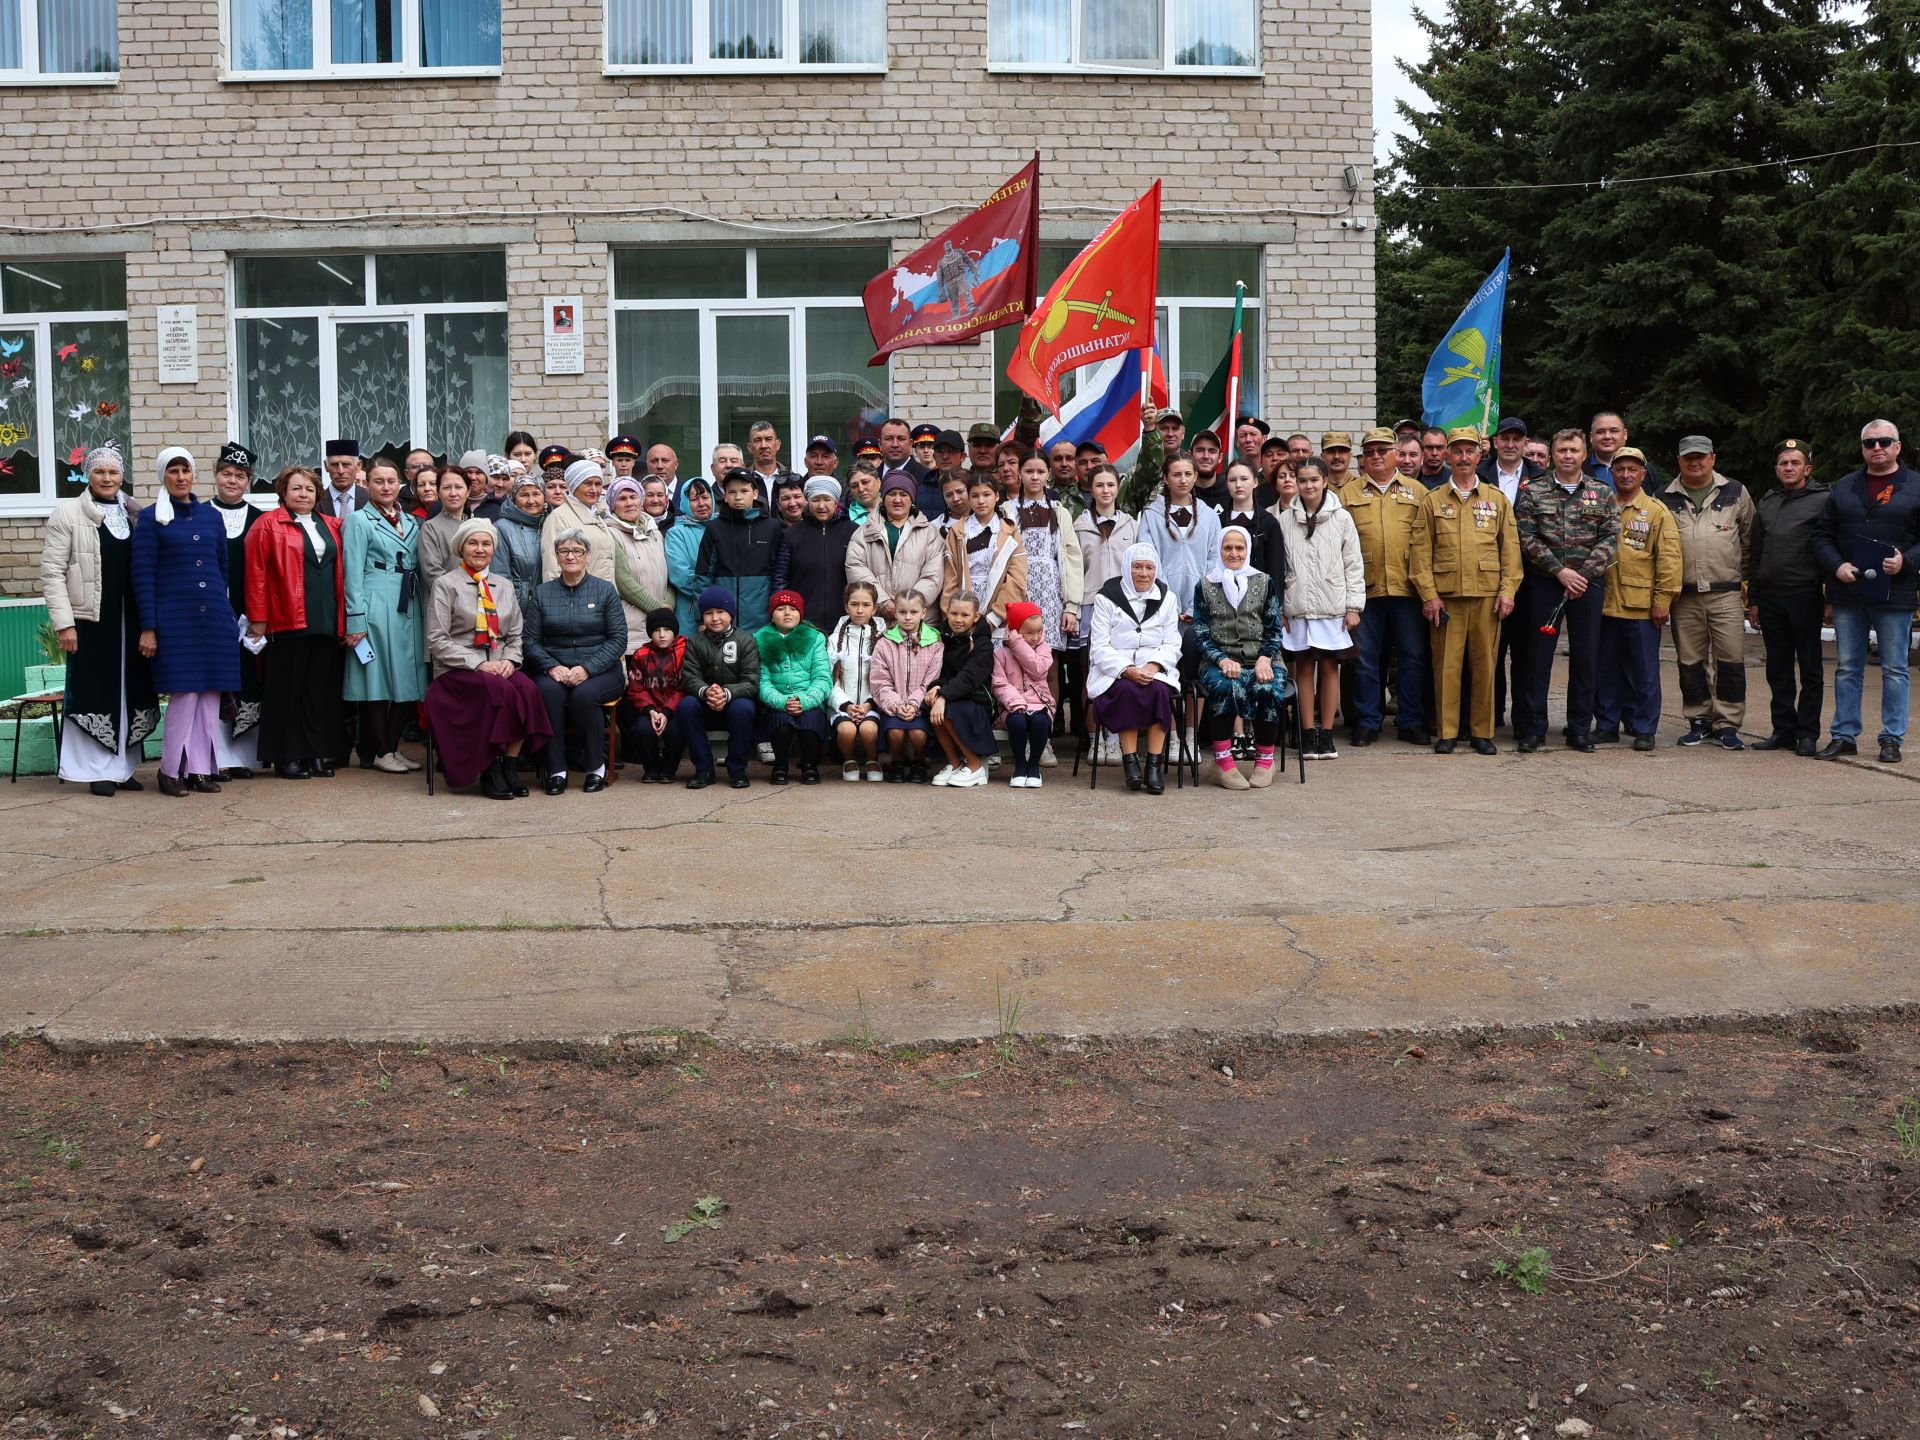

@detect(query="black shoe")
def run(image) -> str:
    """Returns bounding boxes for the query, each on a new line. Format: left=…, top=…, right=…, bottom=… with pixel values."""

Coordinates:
left=1397, top=726, right=1432, bottom=746
left=583, top=773, right=608, bottom=793
left=88, top=780, right=117, bottom=797
left=728, top=773, right=750, bottom=789
left=1350, top=727, right=1379, bottom=748
left=310, top=761, right=336, bottom=778
left=1434, top=738, right=1456, bottom=755
left=1123, top=752, right=1144, bottom=791
left=885, top=764, right=905, bottom=784
left=1676, top=720, right=1713, bottom=747
left=1565, top=734, right=1595, bottom=754
left=480, top=759, right=513, bottom=801
left=187, top=774, right=222, bottom=793
left=1879, top=740, right=1902, bottom=764
left=1632, top=734, right=1657, bottom=751
left=1470, top=738, right=1498, bottom=756
left=275, top=761, right=311, bottom=780
left=1594, top=731, right=1620, bottom=744
left=1794, top=736, right=1817, bottom=758
left=1815, top=738, right=1857, bottom=761
left=1142, top=754, right=1165, bottom=795
left=687, top=771, right=714, bottom=789
left=158, top=771, right=187, bottom=797
left=1750, top=733, right=1792, bottom=751
left=1516, top=735, right=1539, bottom=754
left=637, top=768, right=657, bottom=784
left=1318, top=729, right=1340, bottom=759
left=800, top=765, right=821, bottom=785
left=909, top=763, right=929, bottom=785
left=769, top=766, right=789, bottom=785
left=223, top=766, right=253, bottom=780
left=544, top=774, right=568, bottom=796
left=116, top=777, right=145, bottom=791
left=1714, top=729, right=1746, bottom=751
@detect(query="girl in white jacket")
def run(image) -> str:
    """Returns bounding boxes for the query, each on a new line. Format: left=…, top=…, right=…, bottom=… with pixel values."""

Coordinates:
left=827, top=581, right=886, bottom=781
left=1275, top=459, right=1366, bottom=759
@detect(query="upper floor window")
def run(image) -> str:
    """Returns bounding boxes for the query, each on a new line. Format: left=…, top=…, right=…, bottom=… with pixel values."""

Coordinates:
left=988, top=0, right=1256, bottom=72
left=0, top=1, right=117, bottom=81
left=0, top=259, right=131, bottom=514
left=228, top=0, right=501, bottom=77
left=606, top=0, right=883, bottom=71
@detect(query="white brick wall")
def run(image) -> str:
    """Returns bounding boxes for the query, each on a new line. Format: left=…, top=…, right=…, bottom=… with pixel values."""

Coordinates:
left=0, top=0, right=1374, bottom=583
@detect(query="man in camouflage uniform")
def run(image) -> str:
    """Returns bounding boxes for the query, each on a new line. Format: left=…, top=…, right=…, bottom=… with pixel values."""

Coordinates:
left=1513, top=427, right=1621, bottom=752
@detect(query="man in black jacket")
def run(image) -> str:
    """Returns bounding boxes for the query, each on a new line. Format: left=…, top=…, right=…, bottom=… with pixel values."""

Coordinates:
left=1747, top=439, right=1829, bottom=755
left=771, top=477, right=857, bottom=630
left=1814, top=419, right=1920, bottom=763
left=1583, top=411, right=1666, bottom=492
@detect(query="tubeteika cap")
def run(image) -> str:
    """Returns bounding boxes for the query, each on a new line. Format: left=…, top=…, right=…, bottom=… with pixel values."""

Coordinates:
left=324, top=438, right=359, bottom=458
left=217, top=441, right=256, bottom=472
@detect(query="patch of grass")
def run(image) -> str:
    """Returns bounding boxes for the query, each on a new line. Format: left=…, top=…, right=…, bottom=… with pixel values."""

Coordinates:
left=227, top=875, right=265, bottom=885
left=13, top=1126, right=81, bottom=1171
left=836, top=989, right=877, bottom=1052
left=1489, top=1245, right=1552, bottom=1295
left=994, top=978, right=1025, bottom=1066
left=663, top=1194, right=727, bottom=1243
left=1895, top=1096, right=1920, bottom=1160
left=885, top=1045, right=928, bottom=1065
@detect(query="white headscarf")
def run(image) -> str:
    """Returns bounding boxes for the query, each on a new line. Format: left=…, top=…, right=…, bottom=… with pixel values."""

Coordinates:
left=1208, top=525, right=1254, bottom=608
left=1120, top=542, right=1161, bottom=603
left=149, top=447, right=196, bottom=526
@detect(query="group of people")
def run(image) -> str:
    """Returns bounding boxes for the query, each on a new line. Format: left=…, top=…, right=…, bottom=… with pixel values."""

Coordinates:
left=36, top=407, right=1915, bottom=802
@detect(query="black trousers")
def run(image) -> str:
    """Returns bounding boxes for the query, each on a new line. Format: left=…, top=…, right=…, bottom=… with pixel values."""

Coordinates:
left=1756, top=590, right=1825, bottom=740
left=535, top=668, right=626, bottom=774
left=1516, top=578, right=1605, bottom=740
left=622, top=704, right=685, bottom=775
left=258, top=633, right=346, bottom=765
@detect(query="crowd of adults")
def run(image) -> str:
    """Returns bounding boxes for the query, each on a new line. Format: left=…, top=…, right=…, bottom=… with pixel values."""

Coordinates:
left=36, top=404, right=1916, bottom=801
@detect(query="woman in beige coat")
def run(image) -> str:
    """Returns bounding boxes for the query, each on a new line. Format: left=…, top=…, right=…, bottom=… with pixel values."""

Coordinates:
left=604, top=477, right=672, bottom=642
left=540, top=459, right=616, bottom=583
left=844, top=474, right=945, bottom=624
left=40, top=445, right=159, bottom=793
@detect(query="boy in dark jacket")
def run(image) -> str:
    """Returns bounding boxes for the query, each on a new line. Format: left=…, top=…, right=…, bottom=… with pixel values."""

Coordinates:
left=624, top=607, right=689, bottom=783
left=677, top=586, right=762, bottom=789
left=695, top=468, right=782, bottom=631
left=771, top=477, right=858, bottom=630
left=926, top=592, right=999, bottom=788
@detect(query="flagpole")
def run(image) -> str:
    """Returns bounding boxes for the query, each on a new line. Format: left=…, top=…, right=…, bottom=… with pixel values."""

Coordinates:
left=1223, top=281, right=1245, bottom=444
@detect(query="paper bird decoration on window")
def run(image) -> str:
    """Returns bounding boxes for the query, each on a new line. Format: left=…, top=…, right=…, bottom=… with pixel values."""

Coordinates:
left=54, top=342, right=77, bottom=360
left=0, top=338, right=23, bottom=358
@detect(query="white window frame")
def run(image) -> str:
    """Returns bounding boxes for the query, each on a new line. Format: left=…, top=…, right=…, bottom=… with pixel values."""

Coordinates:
left=0, top=0, right=119, bottom=85
left=221, top=0, right=502, bottom=81
left=0, top=269, right=129, bottom=518
left=607, top=247, right=890, bottom=461
left=227, top=251, right=509, bottom=458
left=602, top=0, right=886, bottom=75
left=985, top=0, right=1260, bottom=77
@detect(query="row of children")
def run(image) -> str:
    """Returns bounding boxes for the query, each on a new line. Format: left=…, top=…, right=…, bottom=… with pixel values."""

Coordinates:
left=625, top=582, right=1058, bottom=789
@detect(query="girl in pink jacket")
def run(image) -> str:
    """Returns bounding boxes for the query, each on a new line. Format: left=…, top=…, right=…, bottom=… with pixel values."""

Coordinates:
left=869, top=591, right=943, bottom=784
left=992, top=601, right=1054, bottom=788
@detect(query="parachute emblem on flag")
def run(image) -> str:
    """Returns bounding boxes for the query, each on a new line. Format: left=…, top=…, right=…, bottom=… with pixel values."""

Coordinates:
left=1439, top=327, right=1488, bottom=387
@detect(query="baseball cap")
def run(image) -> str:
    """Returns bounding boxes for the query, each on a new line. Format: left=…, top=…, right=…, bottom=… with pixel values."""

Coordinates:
left=1676, top=435, right=1714, bottom=457
left=805, top=434, right=837, bottom=454
left=934, top=429, right=966, bottom=452
left=1495, top=416, right=1528, bottom=436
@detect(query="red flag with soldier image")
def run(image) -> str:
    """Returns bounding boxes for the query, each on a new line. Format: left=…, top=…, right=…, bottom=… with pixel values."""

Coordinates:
left=863, top=156, right=1042, bottom=365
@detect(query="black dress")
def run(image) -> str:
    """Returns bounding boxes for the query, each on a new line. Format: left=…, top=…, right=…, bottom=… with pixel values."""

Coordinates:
left=61, top=518, right=159, bottom=773
left=257, top=523, right=348, bottom=767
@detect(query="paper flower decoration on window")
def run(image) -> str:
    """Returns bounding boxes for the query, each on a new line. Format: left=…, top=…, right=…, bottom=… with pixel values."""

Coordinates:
left=65, top=405, right=89, bottom=421
left=0, top=422, right=26, bottom=446
left=0, top=361, right=19, bottom=379
left=55, top=343, right=78, bottom=361
left=79, top=357, right=97, bottom=373
left=95, top=401, right=119, bottom=417
left=68, top=446, right=86, bottom=465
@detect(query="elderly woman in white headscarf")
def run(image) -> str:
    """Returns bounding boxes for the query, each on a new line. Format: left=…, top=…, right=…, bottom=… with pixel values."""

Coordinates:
left=1086, top=541, right=1182, bottom=795
left=540, top=456, right=615, bottom=582
left=39, top=443, right=159, bottom=796
left=1191, top=524, right=1291, bottom=791
left=423, top=516, right=550, bottom=800
left=130, top=447, right=243, bottom=796
left=604, top=475, right=671, bottom=641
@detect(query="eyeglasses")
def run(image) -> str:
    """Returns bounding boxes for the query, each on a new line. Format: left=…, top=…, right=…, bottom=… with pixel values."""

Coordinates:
left=1863, top=436, right=1899, bottom=449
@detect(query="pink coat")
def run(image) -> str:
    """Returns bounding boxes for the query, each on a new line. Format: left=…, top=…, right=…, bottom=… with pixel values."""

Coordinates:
left=870, top=625, right=944, bottom=716
left=992, top=634, right=1054, bottom=715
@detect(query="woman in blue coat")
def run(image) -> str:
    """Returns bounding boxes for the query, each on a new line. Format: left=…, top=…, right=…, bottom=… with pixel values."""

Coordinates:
left=131, top=447, right=242, bottom=797
left=343, top=455, right=428, bottom=774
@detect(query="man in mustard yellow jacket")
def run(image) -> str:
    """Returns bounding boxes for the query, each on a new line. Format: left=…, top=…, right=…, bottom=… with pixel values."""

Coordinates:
left=1341, top=426, right=1432, bottom=745
left=1596, top=448, right=1684, bottom=750
left=1409, top=428, right=1524, bottom=754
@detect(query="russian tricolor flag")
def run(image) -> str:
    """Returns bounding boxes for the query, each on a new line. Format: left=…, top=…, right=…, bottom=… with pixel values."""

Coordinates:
left=1034, top=347, right=1171, bottom=461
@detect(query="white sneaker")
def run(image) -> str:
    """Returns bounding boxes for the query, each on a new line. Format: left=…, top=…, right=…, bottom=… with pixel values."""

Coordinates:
left=397, top=750, right=422, bottom=771
left=1039, top=742, right=1058, bottom=768
left=1008, top=773, right=1026, bottom=787
left=930, top=765, right=957, bottom=787
left=866, top=764, right=885, bottom=782
left=841, top=762, right=861, bottom=781
left=372, top=752, right=411, bottom=774
left=1028, top=773, right=1044, bottom=789
left=984, top=753, right=1000, bottom=769
left=955, top=765, right=988, bottom=787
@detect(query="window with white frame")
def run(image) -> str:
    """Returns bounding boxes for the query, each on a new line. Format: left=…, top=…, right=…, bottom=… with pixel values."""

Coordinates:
left=988, top=0, right=1256, bottom=71
left=0, top=0, right=117, bottom=81
left=606, top=0, right=882, bottom=70
left=227, top=0, right=500, bottom=76
left=611, top=247, right=889, bottom=467
left=994, top=246, right=1262, bottom=438
left=0, top=259, right=131, bottom=513
left=232, top=251, right=509, bottom=484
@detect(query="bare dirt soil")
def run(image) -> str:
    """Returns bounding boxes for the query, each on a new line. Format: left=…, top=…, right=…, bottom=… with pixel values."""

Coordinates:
left=3, top=1021, right=1918, bottom=1440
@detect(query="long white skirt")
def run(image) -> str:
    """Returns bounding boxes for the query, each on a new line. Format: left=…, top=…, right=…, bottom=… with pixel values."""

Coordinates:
left=58, top=687, right=136, bottom=784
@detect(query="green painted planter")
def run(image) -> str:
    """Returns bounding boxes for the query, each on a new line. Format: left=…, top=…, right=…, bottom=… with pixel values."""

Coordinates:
left=0, top=715, right=58, bottom=777
left=23, top=662, right=65, bottom=696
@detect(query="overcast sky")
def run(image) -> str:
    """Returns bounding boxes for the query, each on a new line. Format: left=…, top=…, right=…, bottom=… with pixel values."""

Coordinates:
left=1374, top=0, right=1426, bottom=168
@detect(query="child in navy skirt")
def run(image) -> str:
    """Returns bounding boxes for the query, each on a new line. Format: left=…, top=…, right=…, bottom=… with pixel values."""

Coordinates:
left=927, top=591, right=999, bottom=788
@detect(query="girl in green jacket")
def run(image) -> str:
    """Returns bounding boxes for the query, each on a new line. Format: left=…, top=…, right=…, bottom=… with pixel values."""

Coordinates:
left=755, top=588, right=832, bottom=784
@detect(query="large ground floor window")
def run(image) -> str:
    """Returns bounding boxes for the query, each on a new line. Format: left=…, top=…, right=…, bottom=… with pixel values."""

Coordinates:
left=233, top=250, right=508, bottom=485
left=995, top=245, right=1262, bottom=445
left=611, top=245, right=889, bottom=470
left=0, top=258, right=131, bottom=513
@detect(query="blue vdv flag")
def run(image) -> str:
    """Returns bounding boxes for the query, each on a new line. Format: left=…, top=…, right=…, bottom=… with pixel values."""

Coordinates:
left=1421, top=249, right=1510, bottom=434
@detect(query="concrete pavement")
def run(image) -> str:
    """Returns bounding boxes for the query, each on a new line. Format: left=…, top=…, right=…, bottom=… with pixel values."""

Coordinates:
left=3, top=652, right=1915, bottom=1047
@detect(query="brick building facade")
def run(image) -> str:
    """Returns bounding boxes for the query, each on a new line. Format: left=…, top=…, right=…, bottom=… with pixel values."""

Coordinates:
left=0, top=0, right=1374, bottom=591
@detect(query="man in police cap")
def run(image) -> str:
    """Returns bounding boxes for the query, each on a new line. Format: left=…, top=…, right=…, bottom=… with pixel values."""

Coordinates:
left=607, top=434, right=642, bottom=478
left=1747, top=438, right=1828, bottom=755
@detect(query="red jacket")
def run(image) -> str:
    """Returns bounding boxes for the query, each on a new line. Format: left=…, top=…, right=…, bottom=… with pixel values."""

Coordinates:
left=244, top=506, right=346, bottom=636
left=625, top=635, right=687, bottom=711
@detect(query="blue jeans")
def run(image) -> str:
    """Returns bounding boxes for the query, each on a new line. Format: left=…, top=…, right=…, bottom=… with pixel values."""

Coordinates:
left=1595, top=615, right=1662, bottom=737
left=1830, top=604, right=1913, bottom=742
left=676, top=694, right=757, bottom=777
left=1351, top=594, right=1428, bottom=732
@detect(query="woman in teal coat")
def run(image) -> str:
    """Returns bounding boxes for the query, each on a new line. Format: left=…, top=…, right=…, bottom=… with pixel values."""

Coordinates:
left=754, top=586, right=831, bottom=784
left=343, top=455, right=427, bottom=773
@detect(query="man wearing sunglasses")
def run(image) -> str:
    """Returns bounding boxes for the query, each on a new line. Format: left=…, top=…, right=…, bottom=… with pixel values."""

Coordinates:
left=1814, top=420, right=1920, bottom=764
